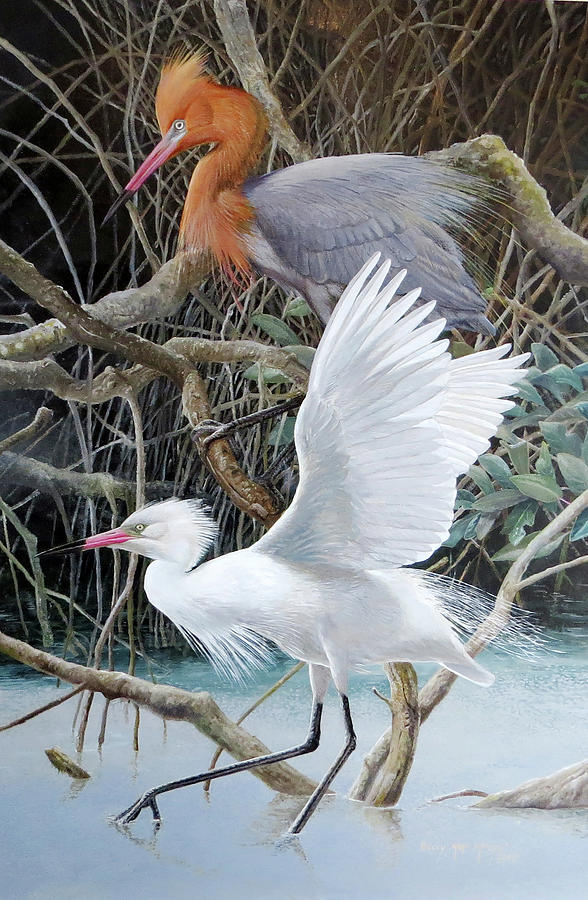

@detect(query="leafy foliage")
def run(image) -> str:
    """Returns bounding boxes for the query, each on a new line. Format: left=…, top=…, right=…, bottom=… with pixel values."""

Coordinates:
left=445, top=346, right=588, bottom=581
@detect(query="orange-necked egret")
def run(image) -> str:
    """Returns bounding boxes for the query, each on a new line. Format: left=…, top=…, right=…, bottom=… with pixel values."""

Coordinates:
left=104, top=50, right=496, bottom=334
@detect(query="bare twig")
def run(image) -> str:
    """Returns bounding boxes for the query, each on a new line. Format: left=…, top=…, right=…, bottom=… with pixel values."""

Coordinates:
left=213, top=0, right=311, bottom=163
left=0, top=407, right=53, bottom=453
left=0, top=685, right=85, bottom=733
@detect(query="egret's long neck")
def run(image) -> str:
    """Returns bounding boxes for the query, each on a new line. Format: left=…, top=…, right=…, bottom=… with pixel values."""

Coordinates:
left=180, top=85, right=267, bottom=273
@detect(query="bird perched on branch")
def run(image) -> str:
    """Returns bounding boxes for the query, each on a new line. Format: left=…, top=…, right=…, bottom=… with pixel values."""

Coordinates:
left=42, top=255, right=527, bottom=834
left=104, top=50, right=496, bottom=334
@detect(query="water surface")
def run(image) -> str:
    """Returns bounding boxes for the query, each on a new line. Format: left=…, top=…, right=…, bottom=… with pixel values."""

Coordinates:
left=1, top=635, right=587, bottom=899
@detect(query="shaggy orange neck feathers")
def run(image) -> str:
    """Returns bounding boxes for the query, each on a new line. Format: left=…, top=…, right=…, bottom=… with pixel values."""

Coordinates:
left=156, top=52, right=267, bottom=276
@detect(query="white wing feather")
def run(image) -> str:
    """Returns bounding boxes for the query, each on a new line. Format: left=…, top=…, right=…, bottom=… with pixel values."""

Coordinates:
left=257, top=255, right=528, bottom=570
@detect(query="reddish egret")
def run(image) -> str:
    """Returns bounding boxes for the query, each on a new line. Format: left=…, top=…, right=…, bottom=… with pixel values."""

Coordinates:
left=104, top=50, right=496, bottom=334
left=43, top=256, right=527, bottom=833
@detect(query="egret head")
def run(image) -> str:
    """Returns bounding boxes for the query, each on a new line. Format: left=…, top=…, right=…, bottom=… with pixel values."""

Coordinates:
left=39, top=498, right=217, bottom=571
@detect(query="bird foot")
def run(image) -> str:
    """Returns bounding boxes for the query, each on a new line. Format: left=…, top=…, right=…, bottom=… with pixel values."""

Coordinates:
left=191, top=419, right=231, bottom=449
left=115, top=791, right=162, bottom=827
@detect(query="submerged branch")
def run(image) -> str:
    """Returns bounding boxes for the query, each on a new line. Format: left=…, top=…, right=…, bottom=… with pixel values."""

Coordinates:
left=472, top=759, right=588, bottom=809
left=0, top=685, right=85, bottom=733
left=0, top=629, right=317, bottom=797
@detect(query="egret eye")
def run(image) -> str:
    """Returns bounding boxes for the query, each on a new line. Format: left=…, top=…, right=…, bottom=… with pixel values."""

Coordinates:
left=134, top=524, right=146, bottom=533
left=172, top=119, right=186, bottom=133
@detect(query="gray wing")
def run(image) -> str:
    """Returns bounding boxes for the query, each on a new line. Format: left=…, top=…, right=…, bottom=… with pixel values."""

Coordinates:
left=243, top=154, right=494, bottom=334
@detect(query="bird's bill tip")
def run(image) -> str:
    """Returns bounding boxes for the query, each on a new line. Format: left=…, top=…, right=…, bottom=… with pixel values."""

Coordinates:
left=102, top=189, right=135, bottom=226
left=38, top=528, right=132, bottom=558
left=102, top=132, right=179, bottom=226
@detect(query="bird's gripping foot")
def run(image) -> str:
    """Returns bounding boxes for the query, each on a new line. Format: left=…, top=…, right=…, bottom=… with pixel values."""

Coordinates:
left=115, top=791, right=162, bottom=827
left=191, top=418, right=234, bottom=449
left=191, top=396, right=304, bottom=450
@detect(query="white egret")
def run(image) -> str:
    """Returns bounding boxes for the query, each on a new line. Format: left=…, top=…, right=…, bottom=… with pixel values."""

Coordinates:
left=43, top=255, right=528, bottom=833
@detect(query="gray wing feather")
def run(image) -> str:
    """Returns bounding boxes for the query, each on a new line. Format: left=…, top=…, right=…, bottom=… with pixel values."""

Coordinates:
left=244, top=154, right=494, bottom=334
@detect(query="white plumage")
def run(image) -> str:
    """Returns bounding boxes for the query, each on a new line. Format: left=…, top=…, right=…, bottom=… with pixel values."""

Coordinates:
left=62, top=255, right=529, bottom=831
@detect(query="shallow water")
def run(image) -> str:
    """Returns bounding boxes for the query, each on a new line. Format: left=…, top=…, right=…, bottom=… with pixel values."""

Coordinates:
left=1, top=634, right=587, bottom=899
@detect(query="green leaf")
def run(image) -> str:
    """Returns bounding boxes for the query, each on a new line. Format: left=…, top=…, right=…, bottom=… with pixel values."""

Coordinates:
left=282, top=344, right=316, bottom=370
left=536, top=442, right=555, bottom=478
left=533, top=374, right=567, bottom=403
left=545, top=364, right=583, bottom=392
left=502, top=500, right=538, bottom=546
left=284, top=298, right=312, bottom=318
left=476, top=513, right=497, bottom=540
left=531, top=343, right=559, bottom=372
left=556, top=364, right=583, bottom=385
left=268, top=416, right=296, bottom=446
left=250, top=314, right=301, bottom=346
left=524, top=365, right=543, bottom=383
left=242, top=364, right=288, bottom=384
left=492, top=530, right=564, bottom=562
left=506, top=440, right=530, bottom=475
left=516, top=380, right=544, bottom=405
left=503, top=410, right=547, bottom=429
left=478, top=453, right=513, bottom=488
left=463, top=514, right=481, bottom=541
left=468, top=465, right=494, bottom=494
left=571, top=508, right=588, bottom=542
left=540, top=422, right=583, bottom=457
left=557, top=453, right=588, bottom=495
left=510, top=474, right=563, bottom=502
left=573, top=362, right=588, bottom=378
left=583, top=433, right=588, bottom=466
left=443, top=513, right=478, bottom=548
left=548, top=404, right=588, bottom=426
left=450, top=341, right=475, bottom=358
left=455, top=489, right=477, bottom=510
left=473, top=489, right=525, bottom=512
left=503, top=404, right=529, bottom=420
left=573, top=402, right=588, bottom=421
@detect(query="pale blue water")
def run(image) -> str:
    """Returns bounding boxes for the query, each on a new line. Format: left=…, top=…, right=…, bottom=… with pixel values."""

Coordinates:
left=1, top=635, right=587, bottom=899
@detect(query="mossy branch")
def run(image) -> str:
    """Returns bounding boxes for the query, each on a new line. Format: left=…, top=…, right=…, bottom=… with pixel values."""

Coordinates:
left=0, top=452, right=174, bottom=502
left=430, top=134, right=588, bottom=285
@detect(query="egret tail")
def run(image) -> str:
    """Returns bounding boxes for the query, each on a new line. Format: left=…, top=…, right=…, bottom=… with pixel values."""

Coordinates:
left=440, top=654, right=495, bottom=687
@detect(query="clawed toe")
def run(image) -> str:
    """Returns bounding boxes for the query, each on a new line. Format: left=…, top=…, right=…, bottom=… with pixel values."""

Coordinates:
left=115, top=793, right=161, bottom=827
left=191, top=420, right=230, bottom=449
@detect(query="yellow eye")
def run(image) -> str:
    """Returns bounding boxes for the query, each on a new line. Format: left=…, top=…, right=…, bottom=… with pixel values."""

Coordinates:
left=135, top=524, right=145, bottom=533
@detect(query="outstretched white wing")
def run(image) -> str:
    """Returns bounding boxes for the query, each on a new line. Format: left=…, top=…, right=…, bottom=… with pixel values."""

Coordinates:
left=256, top=256, right=528, bottom=569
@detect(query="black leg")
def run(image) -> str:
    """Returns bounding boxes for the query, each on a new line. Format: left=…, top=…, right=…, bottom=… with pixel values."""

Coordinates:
left=288, top=694, right=356, bottom=835
left=115, top=701, right=323, bottom=827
